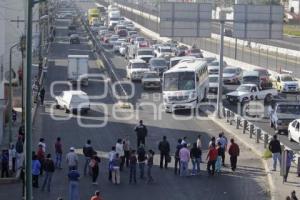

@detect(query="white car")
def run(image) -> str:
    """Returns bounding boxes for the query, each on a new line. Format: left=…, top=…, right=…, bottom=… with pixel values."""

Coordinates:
left=119, top=42, right=129, bottom=56
left=55, top=90, right=90, bottom=114
left=288, top=119, right=300, bottom=143
left=208, top=75, right=219, bottom=94
left=113, top=39, right=127, bottom=52
left=126, top=59, right=150, bottom=81
left=222, top=66, right=243, bottom=85
left=142, top=71, right=161, bottom=89
left=154, top=46, right=173, bottom=58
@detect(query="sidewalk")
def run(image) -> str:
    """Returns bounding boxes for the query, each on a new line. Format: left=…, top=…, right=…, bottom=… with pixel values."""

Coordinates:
left=209, top=113, right=300, bottom=200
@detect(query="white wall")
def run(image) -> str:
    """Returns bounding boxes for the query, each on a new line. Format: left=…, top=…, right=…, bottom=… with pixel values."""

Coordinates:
left=289, top=0, right=300, bottom=14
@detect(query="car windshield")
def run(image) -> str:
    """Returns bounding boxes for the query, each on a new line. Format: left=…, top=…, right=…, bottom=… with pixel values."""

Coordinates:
left=132, top=62, right=148, bottom=69
left=243, top=76, right=259, bottom=82
left=191, top=49, right=201, bottom=53
left=237, top=85, right=252, bottom=91
left=71, top=95, right=88, bottom=103
left=161, top=48, right=172, bottom=53
left=209, top=77, right=218, bottom=82
left=281, top=75, right=295, bottom=81
left=144, top=73, right=159, bottom=78
left=164, top=72, right=195, bottom=91
left=137, top=50, right=153, bottom=55
left=136, top=37, right=145, bottom=41
left=209, top=61, right=219, bottom=66
left=224, top=68, right=237, bottom=74
left=150, top=59, right=166, bottom=66
left=277, top=105, right=300, bottom=115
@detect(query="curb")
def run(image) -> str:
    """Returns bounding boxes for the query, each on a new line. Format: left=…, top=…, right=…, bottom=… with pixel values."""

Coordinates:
left=209, top=115, right=276, bottom=200
left=0, top=177, right=19, bottom=184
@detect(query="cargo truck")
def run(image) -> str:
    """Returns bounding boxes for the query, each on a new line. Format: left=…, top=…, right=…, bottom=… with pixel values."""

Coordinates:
left=68, top=55, right=89, bottom=86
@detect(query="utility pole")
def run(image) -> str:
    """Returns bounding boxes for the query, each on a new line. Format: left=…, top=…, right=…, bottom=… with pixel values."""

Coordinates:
left=38, top=1, right=43, bottom=78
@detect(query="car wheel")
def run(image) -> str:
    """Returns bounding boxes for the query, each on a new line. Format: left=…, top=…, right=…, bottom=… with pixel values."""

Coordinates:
left=55, top=103, right=60, bottom=109
left=288, top=131, right=293, bottom=141
left=65, top=109, right=70, bottom=114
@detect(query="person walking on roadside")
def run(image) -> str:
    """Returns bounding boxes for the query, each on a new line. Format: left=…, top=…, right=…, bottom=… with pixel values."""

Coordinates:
left=134, top=120, right=148, bottom=148
left=90, top=190, right=104, bottom=200
left=83, top=140, right=96, bottom=176
left=55, top=137, right=63, bottom=169
left=283, top=150, right=293, bottom=183
left=147, top=149, right=154, bottom=183
left=206, top=143, right=218, bottom=176
left=38, top=138, right=46, bottom=153
left=216, top=133, right=227, bottom=166
left=190, top=143, right=201, bottom=175
left=228, top=138, right=240, bottom=172
left=268, top=135, right=281, bottom=171
left=66, top=147, right=78, bottom=171
left=179, top=143, right=190, bottom=177
left=116, top=139, right=125, bottom=171
left=129, top=150, right=137, bottom=184
left=215, top=142, right=222, bottom=174
left=39, top=87, right=45, bottom=105
left=111, top=153, right=121, bottom=185
left=291, top=190, right=298, bottom=200
left=41, top=154, right=55, bottom=192
left=37, top=144, right=45, bottom=176
left=108, top=146, right=116, bottom=181
left=68, top=168, right=80, bottom=200
left=158, top=136, right=170, bottom=169
left=137, top=144, right=147, bottom=179
left=90, top=154, right=100, bottom=185
left=123, top=136, right=131, bottom=167
left=174, top=139, right=182, bottom=175
left=32, top=154, right=41, bottom=188
left=1, top=149, right=9, bottom=177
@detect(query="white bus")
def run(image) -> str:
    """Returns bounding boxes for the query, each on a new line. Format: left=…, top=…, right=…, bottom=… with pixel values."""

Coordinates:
left=162, top=59, right=209, bottom=112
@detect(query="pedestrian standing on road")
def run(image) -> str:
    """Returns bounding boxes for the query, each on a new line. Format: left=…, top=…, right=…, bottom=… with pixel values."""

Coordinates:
left=208, top=137, right=216, bottom=148
left=147, top=149, right=154, bottom=183
left=216, top=133, right=227, bottom=167
left=9, top=144, right=16, bottom=173
left=179, top=143, right=190, bottom=177
left=111, top=153, right=121, bottom=185
left=15, top=137, right=24, bottom=171
left=190, top=143, right=201, bottom=175
left=66, top=147, right=78, bottom=171
left=268, top=135, right=281, bottom=171
left=55, top=137, right=63, bottom=169
left=291, top=190, right=298, bottom=200
left=206, top=143, right=218, bottom=176
left=68, top=168, right=80, bottom=200
left=1, top=149, right=9, bottom=177
left=137, top=144, right=147, bottom=179
left=83, top=140, right=96, bottom=176
left=90, top=190, right=104, bottom=200
left=12, top=109, right=17, bottom=124
left=32, top=154, right=41, bottom=188
left=116, top=138, right=125, bottom=171
left=181, top=136, right=187, bottom=146
left=174, top=139, right=182, bottom=175
left=283, top=150, right=293, bottom=183
left=108, top=146, right=116, bottom=181
left=123, top=136, right=131, bottom=168
left=134, top=120, right=148, bottom=148
left=196, top=135, right=202, bottom=150
left=41, top=153, right=55, bottom=192
left=90, top=154, right=100, bottom=185
left=158, top=136, right=170, bottom=169
left=37, top=144, right=45, bottom=176
left=38, top=138, right=46, bottom=153
left=228, top=138, right=240, bottom=172
left=215, top=142, right=222, bottom=174
left=129, top=150, right=137, bottom=184
left=39, top=87, right=45, bottom=105
left=18, top=125, right=25, bottom=142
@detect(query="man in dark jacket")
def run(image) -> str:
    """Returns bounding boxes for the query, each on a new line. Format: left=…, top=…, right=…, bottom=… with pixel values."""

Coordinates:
left=158, top=136, right=170, bottom=169
left=41, top=154, right=55, bottom=192
left=268, top=135, right=281, bottom=171
left=137, top=145, right=146, bottom=179
left=134, top=120, right=148, bottom=148
left=174, top=138, right=182, bottom=175
left=228, top=139, right=240, bottom=172
left=83, top=140, right=96, bottom=176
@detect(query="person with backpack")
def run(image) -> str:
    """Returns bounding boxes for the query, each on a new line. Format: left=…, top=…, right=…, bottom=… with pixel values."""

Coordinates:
left=1, top=149, right=9, bottom=177
left=158, top=136, right=170, bottom=169
left=90, top=154, right=101, bottom=185
left=129, top=150, right=137, bottom=184
left=174, top=139, right=182, bottom=175
left=134, top=120, right=148, bottom=148
left=83, top=140, right=96, bottom=176
left=147, top=150, right=154, bottom=183
left=137, top=144, right=146, bottom=179
left=41, top=154, right=55, bottom=192
left=55, top=137, right=63, bottom=169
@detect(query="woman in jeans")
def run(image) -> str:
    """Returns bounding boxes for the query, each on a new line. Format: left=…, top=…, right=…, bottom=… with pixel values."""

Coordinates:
left=190, top=143, right=201, bottom=175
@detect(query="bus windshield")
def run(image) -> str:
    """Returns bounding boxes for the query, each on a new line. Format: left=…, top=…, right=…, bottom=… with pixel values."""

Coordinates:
left=164, top=72, right=195, bottom=91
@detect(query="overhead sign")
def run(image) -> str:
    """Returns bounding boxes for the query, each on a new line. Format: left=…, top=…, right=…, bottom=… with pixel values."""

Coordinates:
left=233, top=4, right=283, bottom=39
left=159, top=2, right=212, bottom=37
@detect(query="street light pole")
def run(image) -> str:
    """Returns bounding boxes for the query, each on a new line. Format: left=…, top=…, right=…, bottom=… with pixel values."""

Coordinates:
left=8, top=43, right=19, bottom=144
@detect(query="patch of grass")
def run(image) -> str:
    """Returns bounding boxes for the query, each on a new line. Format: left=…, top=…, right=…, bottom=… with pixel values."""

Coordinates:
left=284, top=25, right=300, bottom=36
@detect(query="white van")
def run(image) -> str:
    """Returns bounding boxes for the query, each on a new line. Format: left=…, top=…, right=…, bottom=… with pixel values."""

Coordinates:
left=55, top=90, right=90, bottom=114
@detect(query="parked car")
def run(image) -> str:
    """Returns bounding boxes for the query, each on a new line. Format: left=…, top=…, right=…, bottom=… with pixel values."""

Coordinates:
left=70, top=34, right=80, bottom=44
left=222, top=66, right=242, bottom=85
left=288, top=119, right=300, bottom=143
left=55, top=90, right=90, bottom=114
left=274, top=73, right=299, bottom=93
left=149, top=58, right=168, bottom=75
left=269, top=102, right=300, bottom=134
left=126, top=59, right=150, bottom=81
left=142, top=71, right=161, bottom=89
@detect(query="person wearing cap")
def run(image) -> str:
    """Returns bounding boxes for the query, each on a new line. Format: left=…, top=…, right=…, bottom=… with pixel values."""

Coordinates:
left=66, top=147, right=78, bottom=171
left=134, top=120, right=148, bottom=148
left=90, top=190, right=103, bottom=200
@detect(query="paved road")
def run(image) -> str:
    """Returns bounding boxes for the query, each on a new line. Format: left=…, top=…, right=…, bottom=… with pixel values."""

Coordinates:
left=0, top=2, right=269, bottom=200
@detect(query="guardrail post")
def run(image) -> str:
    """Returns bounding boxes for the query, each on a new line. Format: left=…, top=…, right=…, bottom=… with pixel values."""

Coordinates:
left=226, top=110, right=230, bottom=123
left=297, top=157, right=300, bottom=177
left=249, top=124, right=254, bottom=138
left=256, top=129, right=261, bottom=143
left=243, top=120, right=247, bottom=134
left=236, top=117, right=240, bottom=129
left=264, top=133, right=268, bottom=148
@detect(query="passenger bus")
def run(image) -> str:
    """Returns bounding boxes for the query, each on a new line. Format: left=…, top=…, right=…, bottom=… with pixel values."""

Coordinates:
left=162, top=59, right=209, bottom=112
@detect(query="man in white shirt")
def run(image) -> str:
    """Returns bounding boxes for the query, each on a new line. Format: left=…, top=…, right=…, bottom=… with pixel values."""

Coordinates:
left=66, top=147, right=78, bottom=171
left=108, top=146, right=116, bottom=181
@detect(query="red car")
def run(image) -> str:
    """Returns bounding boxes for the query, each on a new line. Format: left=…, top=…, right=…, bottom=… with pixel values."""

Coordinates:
left=253, top=68, right=272, bottom=88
